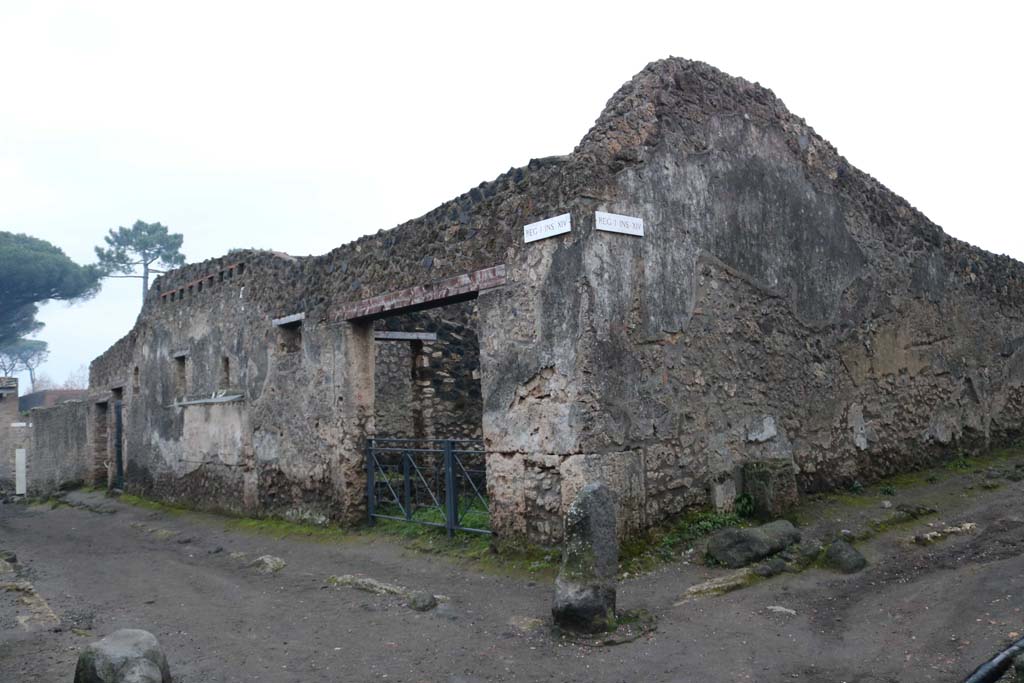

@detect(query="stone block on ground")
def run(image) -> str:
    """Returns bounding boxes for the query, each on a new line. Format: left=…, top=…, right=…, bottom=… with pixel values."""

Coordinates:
left=74, top=629, right=171, bottom=683
left=552, top=482, right=618, bottom=633
left=706, top=520, right=801, bottom=568
left=824, top=539, right=867, bottom=573
left=249, top=555, right=286, bottom=574
left=742, top=460, right=800, bottom=519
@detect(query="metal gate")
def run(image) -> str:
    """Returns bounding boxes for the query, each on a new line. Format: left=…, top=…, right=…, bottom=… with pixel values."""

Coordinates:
left=366, top=438, right=489, bottom=535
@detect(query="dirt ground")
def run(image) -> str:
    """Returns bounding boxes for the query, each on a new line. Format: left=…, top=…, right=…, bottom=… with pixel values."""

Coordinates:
left=3, top=454, right=1024, bottom=683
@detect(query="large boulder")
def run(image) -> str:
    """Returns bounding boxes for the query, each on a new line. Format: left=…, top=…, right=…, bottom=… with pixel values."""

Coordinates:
left=74, top=629, right=171, bottom=683
left=707, top=520, right=801, bottom=568
left=552, top=483, right=618, bottom=633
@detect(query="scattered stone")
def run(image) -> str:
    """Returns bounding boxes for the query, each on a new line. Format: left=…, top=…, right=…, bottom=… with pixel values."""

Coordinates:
left=913, top=522, right=977, bottom=545
left=74, top=629, right=171, bottom=683
left=986, top=468, right=1004, bottom=479
left=706, top=520, right=801, bottom=568
left=328, top=574, right=446, bottom=611
left=249, top=555, right=286, bottom=574
left=824, top=539, right=866, bottom=573
left=766, top=605, right=796, bottom=616
left=552, top=483, right=618, bottom=634
left=793, top=539, right=823, bottom=567
left=896, top=503, right=938, bottom=519
left=151, top=529, right=178, bottom=540
left=508, top=615, right=545, bottom=633
left=208, top=546, right=224, bottom=554
left=753, top=557, right=787, bottom=577
left=228, top=552, right=247, bottom=561
left=175, top=537, right=193, bottom=544
left=675, top=568, right=755, bottom=603
left=329, top=574, right=407, bottom=596
left=0, top=550, right=16, bottom=564
left=880, top=500, right=893, bottom=509
left=407, top=591, right=437, bottom=612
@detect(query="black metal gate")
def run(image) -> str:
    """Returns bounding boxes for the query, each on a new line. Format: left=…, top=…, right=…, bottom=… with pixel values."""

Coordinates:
left=366, top=438, right=489, bottom=535
left=113, top=400, right=124, bottom=490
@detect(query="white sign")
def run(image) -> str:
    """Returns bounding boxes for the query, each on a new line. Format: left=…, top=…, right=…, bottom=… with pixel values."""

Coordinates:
left=523, top=213, right=572, bottom=243
left=595, top=211, right=644, bottom=237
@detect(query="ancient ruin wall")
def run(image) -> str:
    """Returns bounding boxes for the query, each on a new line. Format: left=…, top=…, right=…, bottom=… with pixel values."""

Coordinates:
left=78, top=57, right=1024, bottom=546
left=488, top=58, right=1024, bottom=543
left=26, top=401, right=91, bottom=495
left=0, top=377, right=21, bottom=492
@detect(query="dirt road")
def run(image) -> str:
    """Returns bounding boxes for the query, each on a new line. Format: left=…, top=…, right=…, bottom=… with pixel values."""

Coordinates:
left=2, top=460, right=1023, bottom=682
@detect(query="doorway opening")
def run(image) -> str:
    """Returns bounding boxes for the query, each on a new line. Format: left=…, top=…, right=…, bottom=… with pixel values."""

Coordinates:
left=368, top=298, right=487, bottom=534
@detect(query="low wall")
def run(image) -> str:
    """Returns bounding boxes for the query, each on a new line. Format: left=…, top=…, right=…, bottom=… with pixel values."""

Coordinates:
left=24, top=401, right=91, bottom=496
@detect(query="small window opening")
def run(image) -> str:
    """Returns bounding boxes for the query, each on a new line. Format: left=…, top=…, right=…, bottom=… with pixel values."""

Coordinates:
left=208, top=276, right=215, bottom=287
left=174, top=356, right=187, bottom=396
left=219, top=271, right=225, bottom=282
left=277, top=322, right=302, bottom=353
left=132, top=366, right=140, bottom=391
left=228, top=267, right=234, bottom=279
left=236, top=263, right=245, bottom=276
left=197, top=281, right=203, bottom=293
left=111, top=386, right=124, bottom=402
left=170, top=292, right=176, bottom=302
left=178, top=288, right=185, bottom=300
left=220, top=357, right=230, bottom=389
left=187, top=285, right=193, bottom=297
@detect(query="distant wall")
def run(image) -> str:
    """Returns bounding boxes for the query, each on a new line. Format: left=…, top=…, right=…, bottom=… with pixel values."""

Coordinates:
left=26, top=401, right=91, bottom=496
left=0, top=377, right=21, bottom=493
left=19, top=389, right=89, bottom=412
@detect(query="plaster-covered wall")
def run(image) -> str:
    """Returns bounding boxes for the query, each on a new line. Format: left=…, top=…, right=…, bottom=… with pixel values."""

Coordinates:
left=26, top=401, right=91, bottom=496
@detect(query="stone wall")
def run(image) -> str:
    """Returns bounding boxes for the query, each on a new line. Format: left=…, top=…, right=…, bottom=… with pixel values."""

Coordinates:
left=374, top=340, right=415, bottom=437
left=0, top=377, right=21, bottom=493
left=373, top=303, right=482, bottom=440
left=76, top=57, right=1024, bottom=548
left=25, top=401, right=91, bottom=495
left=482, top=58, right=1024, bottom=543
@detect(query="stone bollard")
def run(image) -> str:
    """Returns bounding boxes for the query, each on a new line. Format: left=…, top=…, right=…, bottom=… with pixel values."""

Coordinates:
left=74, top=629, right=172, bottom=683
left=552, top=482, right=618, bottom=633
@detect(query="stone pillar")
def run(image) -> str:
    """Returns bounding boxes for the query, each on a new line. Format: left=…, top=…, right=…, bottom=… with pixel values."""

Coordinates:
left=552, top=482, right=618, bottom=633
left=337, top=321, right=375, bottom=523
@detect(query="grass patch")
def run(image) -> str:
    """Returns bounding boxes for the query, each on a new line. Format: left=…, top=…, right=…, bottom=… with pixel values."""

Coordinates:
left=620, top=509, right=742, bottom=575
left=223, top=516, right=353, bottom=543
left=118, top=494, right=188, bottom=516
left=364, top=508, right=561, bottom=577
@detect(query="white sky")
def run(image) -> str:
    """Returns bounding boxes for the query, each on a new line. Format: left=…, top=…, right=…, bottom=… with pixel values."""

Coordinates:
left=1, top=1, right=1022, bottom=392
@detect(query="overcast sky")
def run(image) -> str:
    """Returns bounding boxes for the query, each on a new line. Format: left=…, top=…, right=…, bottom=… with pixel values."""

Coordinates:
left=1, top=1, right=1021, bottom=393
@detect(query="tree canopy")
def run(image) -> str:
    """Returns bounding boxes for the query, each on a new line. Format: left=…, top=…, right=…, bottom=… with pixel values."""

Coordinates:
left=95, top=220, right=185, bottom=299
left=0, top=339, right=48, bottom=386
left=0, top=232, right=102, bottom=347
